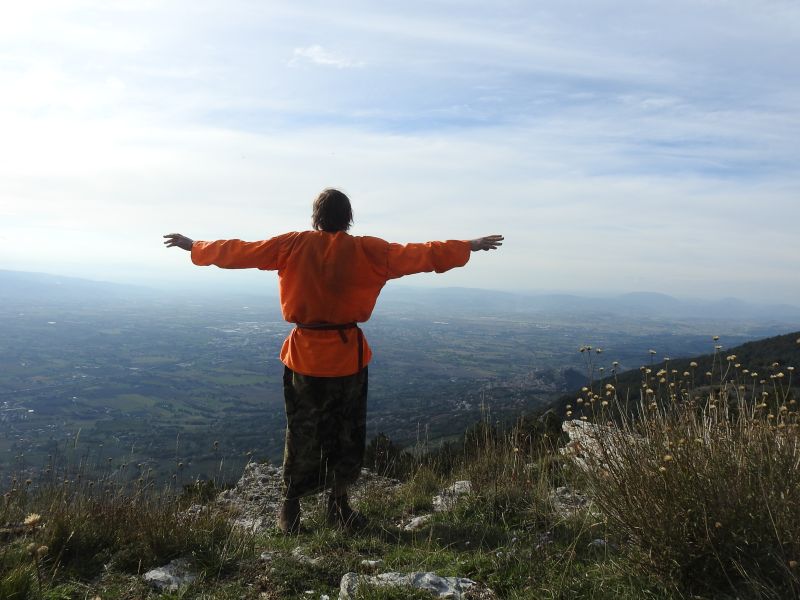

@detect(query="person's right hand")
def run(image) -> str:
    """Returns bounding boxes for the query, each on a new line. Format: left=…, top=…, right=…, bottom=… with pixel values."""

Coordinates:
left=163, top=233, right=194, bottom=251
left=470, top=235, right=504, bottom=251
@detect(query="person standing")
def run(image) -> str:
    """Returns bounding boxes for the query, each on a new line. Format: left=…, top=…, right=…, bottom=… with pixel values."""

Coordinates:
left=164, top=188, right=503, bottom=533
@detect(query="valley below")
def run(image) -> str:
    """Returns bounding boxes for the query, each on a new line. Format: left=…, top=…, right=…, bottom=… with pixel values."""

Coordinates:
left=2, top=271, right=798, bottom=484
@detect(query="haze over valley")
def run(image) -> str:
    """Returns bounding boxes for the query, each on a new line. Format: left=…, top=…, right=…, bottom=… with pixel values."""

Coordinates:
left=3, top=269, right=799, bottom=484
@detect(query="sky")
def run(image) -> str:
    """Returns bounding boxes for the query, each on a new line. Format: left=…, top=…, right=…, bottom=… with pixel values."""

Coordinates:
left=1, top=0, right=799, bottom=302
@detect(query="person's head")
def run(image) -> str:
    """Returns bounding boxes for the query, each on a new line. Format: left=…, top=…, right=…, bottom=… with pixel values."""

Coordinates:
left=312, top=188, right=353, bottom=232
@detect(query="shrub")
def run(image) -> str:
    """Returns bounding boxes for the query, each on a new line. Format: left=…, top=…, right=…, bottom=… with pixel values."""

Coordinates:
left=574, top=351, right=800, bottom=597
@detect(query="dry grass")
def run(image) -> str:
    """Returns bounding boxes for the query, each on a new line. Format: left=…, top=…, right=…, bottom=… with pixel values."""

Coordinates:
left=573, top=344, right=800, bottom=598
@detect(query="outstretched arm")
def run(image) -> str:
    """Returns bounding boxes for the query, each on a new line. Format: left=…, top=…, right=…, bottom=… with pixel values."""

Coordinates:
left=385, top=234, right=504, bottom=280
left=165, top=232, right=296, bottom=270
left=163, top=233, right=194, bottom=250
left=470, top=234, right=504, bottom=252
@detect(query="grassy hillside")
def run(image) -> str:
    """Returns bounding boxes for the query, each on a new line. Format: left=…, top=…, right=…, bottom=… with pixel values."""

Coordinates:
left=2, top=332, right=799, bottom=598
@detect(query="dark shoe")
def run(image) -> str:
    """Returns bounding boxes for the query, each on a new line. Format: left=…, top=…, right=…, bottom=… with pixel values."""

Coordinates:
left=278, top=498, right=301, bottom=534
left=326, top=494, right=368, bottom=530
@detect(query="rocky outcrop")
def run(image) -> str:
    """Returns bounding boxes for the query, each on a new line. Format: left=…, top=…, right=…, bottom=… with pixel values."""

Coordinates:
left=560, top=418, right=639, bottom=473
left=216, top=462, right=283, bottom=532
left=338, top=571, right=497, bottom=600
left=215, top=462, right=401, bottom=532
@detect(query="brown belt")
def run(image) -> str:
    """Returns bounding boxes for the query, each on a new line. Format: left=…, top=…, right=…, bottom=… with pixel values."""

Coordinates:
left=294, top=322, right=364, bottom=372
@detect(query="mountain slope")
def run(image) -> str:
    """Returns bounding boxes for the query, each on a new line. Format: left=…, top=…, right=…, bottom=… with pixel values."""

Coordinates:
left=550, top=330, right=800, bottom=414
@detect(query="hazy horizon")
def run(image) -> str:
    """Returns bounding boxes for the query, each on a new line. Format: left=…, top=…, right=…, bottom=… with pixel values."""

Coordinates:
left=5, top=267, right=800, bottom=313
left=2, top=2, right=799, bottom=303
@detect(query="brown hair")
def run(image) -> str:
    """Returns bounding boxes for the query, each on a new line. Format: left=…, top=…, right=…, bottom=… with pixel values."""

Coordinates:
left=312, top=188, right=353, bottom=232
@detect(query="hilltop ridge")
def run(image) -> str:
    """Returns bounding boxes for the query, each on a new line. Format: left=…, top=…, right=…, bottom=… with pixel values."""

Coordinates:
left=549, top=329, right=800, bottom=418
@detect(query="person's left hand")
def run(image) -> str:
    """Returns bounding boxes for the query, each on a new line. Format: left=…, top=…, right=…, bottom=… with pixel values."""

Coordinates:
left=470, top=235, right=504, bottom=251
left=163, top=233, right=194, bottom=251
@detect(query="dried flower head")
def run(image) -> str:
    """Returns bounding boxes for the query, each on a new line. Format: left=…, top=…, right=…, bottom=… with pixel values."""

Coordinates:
left=23, top=513, right=42, bottom=527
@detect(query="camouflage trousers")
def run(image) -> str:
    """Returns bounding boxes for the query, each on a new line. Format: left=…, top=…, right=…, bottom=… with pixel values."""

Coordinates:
left=281, top=366, right=368, bottom=499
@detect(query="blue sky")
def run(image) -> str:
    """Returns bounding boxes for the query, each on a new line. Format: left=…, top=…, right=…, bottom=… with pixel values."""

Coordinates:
left=1, top=1, right=799, bottom=302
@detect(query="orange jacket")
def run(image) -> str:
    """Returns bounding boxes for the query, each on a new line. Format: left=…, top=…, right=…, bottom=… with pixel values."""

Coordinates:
left=191, top=231, right=471, bottom=376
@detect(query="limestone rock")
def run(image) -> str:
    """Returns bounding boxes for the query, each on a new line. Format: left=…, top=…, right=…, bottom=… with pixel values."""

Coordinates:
left=214, top=463, right=400, bottom=532
left=338, top=571, right=497, bottom=600
left=403, top=514, right=433, bottom=531
left=292, top=546, right=322, bottom=566
left=143, top=558, right=196, bottom=591
left=216, top=462, right=284, bottom=533
left=433, top=480, right=472, bottom=512
left=560, top=418, right=640, bottom=473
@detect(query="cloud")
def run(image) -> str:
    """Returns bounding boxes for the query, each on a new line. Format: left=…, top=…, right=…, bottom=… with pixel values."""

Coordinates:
left=290, top=45, right=364, bottom=69
left=0, top=0, right=798, bottom=302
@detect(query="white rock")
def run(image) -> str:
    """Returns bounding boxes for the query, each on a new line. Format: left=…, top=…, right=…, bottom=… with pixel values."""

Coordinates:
left=215, top=464, right=400, bottom=532
left=259, top=551, right=274, bottom=562
left=560, top=419, right=641, bottom=473
left=433, top=480, right=472, bottom=512
left=216, top=463, right=284, bottom=533
left=403, top=514, right=432, bottom=531
left=143, top=558, right=196, bottom=592
left=292, top=546, right=321, bottom=566
left=360, top=559, right=383, bottom=569
left=338, top=571, right=496, bottom=600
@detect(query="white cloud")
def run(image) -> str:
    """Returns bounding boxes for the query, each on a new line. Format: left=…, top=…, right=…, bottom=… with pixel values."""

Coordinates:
left=290, top=45, right=364, bottom=69
left=0, top=0, right=798, bottom=302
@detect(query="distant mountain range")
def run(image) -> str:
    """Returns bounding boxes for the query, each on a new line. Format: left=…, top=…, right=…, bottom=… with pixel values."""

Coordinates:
left=379, top=286, right=800, bottom=322
left=0, top=270, right=156, bottom=303
left=3, top=269, right=800, bottom=322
